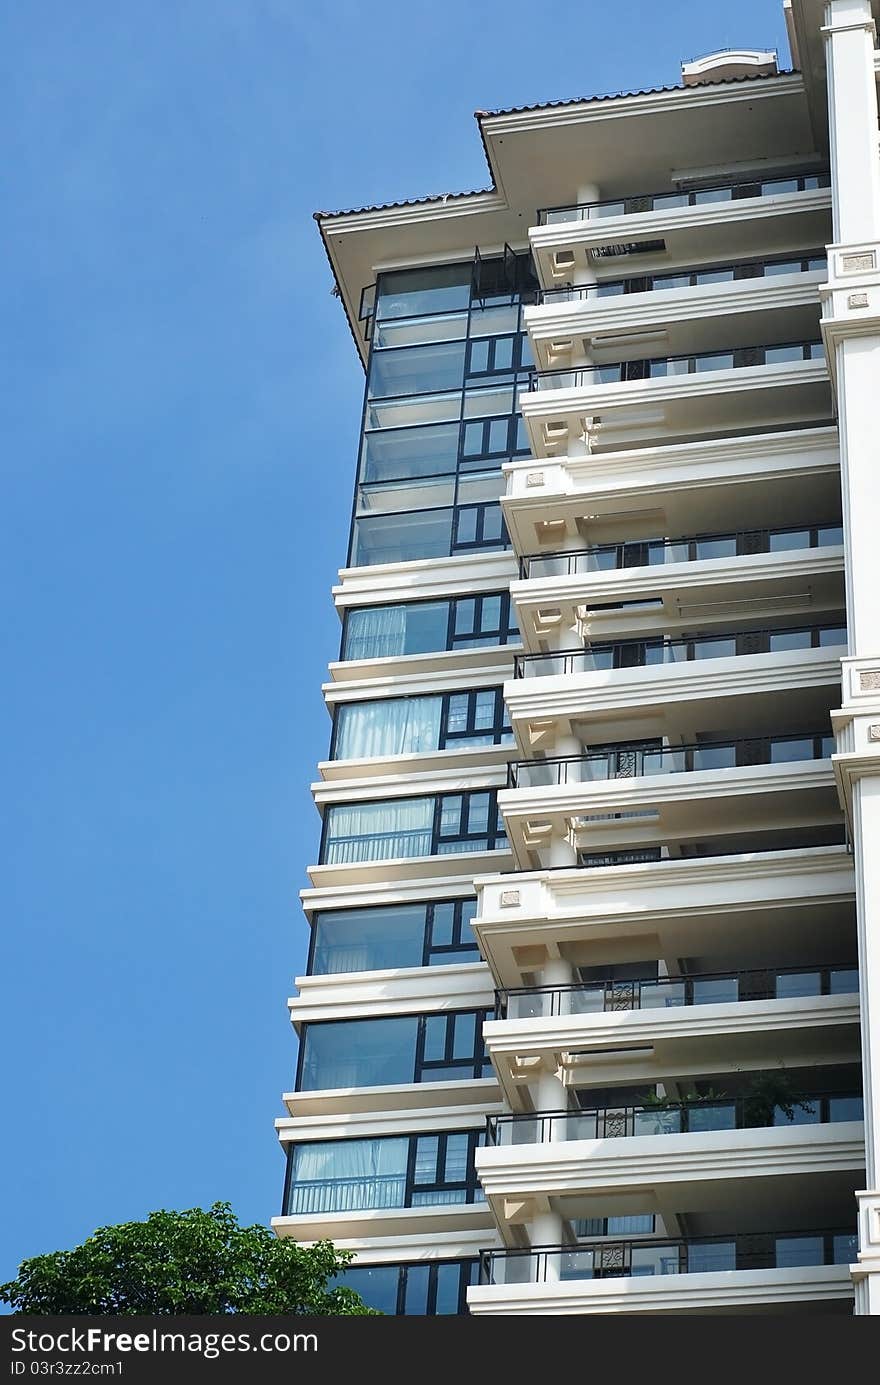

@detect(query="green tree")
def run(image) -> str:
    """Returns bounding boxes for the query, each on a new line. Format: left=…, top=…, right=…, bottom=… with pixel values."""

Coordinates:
left=0, top=1203, right=378, bottom=1315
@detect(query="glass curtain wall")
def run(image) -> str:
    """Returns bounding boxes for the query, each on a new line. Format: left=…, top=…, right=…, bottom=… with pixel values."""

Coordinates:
left=349, top=256, right=536, bottom=567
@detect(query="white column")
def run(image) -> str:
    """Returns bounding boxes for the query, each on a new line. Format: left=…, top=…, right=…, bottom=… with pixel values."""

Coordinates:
left=548, top=730, right=580, bottom=867
left=823, top=0, right=880, bottom=1315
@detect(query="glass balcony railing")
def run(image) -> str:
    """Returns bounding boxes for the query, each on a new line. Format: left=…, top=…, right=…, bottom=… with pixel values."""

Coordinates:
left=478, top=1228, right=856, bottom=1287
left=496, top=964, right=859, bottom=1020
left=519, top=521, right=844, bottom=579
left=486, top=1092, right=863, bottom=1146
left=537, top=252, right=827, bottom=304
left=527, top=340, right=825, bottom=392
left=512, top=623, right=847, bottom=677
left=506, top=731, right=835, bottom=789
left=536, top=172, right=830, bottom=225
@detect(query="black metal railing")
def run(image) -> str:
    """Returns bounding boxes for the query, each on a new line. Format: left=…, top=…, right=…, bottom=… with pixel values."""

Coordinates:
left=486, top=1091, right=863, bottom=1146
left=536, top=252, right=827, bottom=304
left=478, top=1227, right=855, bottom=1286
left=506, top=731, right=834, bottom=789
left=518, top=521, right=844, bottom=579
left=536, top=172, right=830, bottom=225
left=527, top=339, right=825, bottom=391
left=495, top=963, right=859, bottom=1020
left=512, top=622, right=847, bottom=677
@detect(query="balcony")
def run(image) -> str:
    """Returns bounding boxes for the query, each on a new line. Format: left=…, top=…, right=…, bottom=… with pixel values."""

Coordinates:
left=509, top=522, right=844, bottom=651
left=473, top=847, right=855, bottom=991
left=525, top=253, right=826, bottom=374
left=520, top=340, right=831, bottom=457
left=485, top=967, right=860, bottom=1102
left=468, top=1230, right=855, bottom=1315
left=529, top=173, right=832, bottom=293
left=500, top=425, right=840, bottom=561
left=487, top=1091, right=863, bottom=1147
left=498, top=733, right=840, bottom=869
left=474, top=1102, right=864, bottom=1225
left=503, top=624, right=845, bottom=753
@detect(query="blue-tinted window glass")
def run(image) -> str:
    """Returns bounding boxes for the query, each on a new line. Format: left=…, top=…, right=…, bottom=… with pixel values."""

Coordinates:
left=322, top=798, right=434, bottom=865
left=299, top=1016, right=418, bottom=1089
left=776, top=1236, right=823, bottom=1268
left=413, top=1136, right=439, bottom=1183
left=311, top=904, right=428, bottom=975
left=334, top=696, right=443, bottom=760
left=343, top=601, right=449, bottom=661
left=376, top=265, right=472, bottom=321
left=423, top=1015, right=447, bottom=1062
left=359, top=423, right=459, bottom=483
left=368, top=341, right=466, bottom=399
left=288, top=1137, right=408, bottom=1215
left=349, top=509, right=455, bottom=567
left=403, top=1266, right=430, bottom=1314
left=434, top=1264, right=462, bottom=1315
left=452, top=1011, right=477, bottom=1060
left=431, top=903, right=455, bottom=947
left=336, top=1265, right=400, bottom=1314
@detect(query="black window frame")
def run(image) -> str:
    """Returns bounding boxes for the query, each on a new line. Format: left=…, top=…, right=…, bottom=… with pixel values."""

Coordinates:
left=334, top=1258, right=479, bottom=1316
left=318, top=789, right=508, bottom=865
left=329, top=687, right=512, bottom=761
left=306, top=897, right=481, bottom=975
left=294, top=1007, right=494, bottom=1091
left=282, top=1130, right=485, bottom=1218
left=339, top=591, right=518, bottom=662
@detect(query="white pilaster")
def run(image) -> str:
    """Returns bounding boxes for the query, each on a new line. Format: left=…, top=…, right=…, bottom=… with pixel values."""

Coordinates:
left=823, top=0, right=880, bottom=1313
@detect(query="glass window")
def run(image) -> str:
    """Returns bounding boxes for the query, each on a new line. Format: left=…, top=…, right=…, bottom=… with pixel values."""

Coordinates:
left=376, top=264, right=472, bottom=321
left=359, top=422, right=459, bottom=484
left=335, top=1265, right=400, bottom=1315
left=342, top=601, right=449, bottom=661
left=775, top=971, right=821, bottom=999
left=764, top=344, right=804, bottom=364
left=334, top=696, right=443, bottom=760
left=311, top=903, right=428, bottom=974
left=349, top=508, right=455, bottom=567
left=368, top=340, right=466, bottom=399
left=322, top=797, right=434, bottom=865
left=287, top=1137, right=409, bottom=1215
left=299, top=1016, right=420, bottom=1090
left=775, top=1236, right=823, bottom=1268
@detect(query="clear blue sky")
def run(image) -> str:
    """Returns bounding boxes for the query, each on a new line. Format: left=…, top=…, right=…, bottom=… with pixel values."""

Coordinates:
left=0, top=0, right=790, bottom=1286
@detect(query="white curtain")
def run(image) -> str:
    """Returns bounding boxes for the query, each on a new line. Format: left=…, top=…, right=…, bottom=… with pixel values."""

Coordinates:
left=324, top=797, right=434, bottom=864
left=345, top=606, right=407, bottom=661
left=335, top=697, right=442, bottom=760
left=290, top=1138, right=408, bottom=1214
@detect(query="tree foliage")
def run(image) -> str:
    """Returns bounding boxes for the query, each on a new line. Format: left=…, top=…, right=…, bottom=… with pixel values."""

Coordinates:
left=0, top=1203, right=377, bottom=1315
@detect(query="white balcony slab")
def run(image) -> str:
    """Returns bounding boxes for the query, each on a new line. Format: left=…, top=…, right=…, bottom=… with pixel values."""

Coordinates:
left=467, top=1263, right=853, bottom=1314
left=300, top=872, right=479, bottom=917
left=283, top=1076, right=499, bottom=1119
left=509, top=544, right=845, bottom=650
left=316, top=742, right=514, bottom=785
left=275, top=1101, right=500, bottom=1147
left=272, top=1201, right=494, bottom=1244
left=484, top=994, right=861, bottom=1106
left=520, top=357, right=831, bottom=458
left=327, top=645, right=520, bottom=688
left=529, top=184, right=832, bottom=290
left=473, top=846, right=855, bottom=988
left=475, top=1121, right=865, bottom=1204
left=524, top=270, right=826, bottom=371
left=333, top=551, right=517, bottom=609
left=287, top=1227, right=497, bottom=1263
left=288, top=961, right=493, bottom=1025
left=498, top=759, right=840, bottom=870
left=500, top=426, right=839, bottom=568
left=503, top=646, right=844, bottom=751
left=307, top=847, right=515, bottom=890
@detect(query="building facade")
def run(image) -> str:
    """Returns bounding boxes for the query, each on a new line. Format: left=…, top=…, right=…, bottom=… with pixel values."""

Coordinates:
left=273, top=0, right=880, bottom=1315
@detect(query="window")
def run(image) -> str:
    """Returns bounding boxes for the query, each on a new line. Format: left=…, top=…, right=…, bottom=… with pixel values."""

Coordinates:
left=368, top=340, right=466, bottom=400
left=341, top=592, right=517, bottom=661
left=310, top=898, right=479, bottom=975
left=321, top=791, right=507, bottom=865
left=334, top=1260, right=478, bottom=1316
left=375, top=264, right=472, bottom=321
left=331, top=688, right=510, bottom=760
left=283, top=1130, right=484, bottom=1216
left=296, top=1009, right=492, bottom=1090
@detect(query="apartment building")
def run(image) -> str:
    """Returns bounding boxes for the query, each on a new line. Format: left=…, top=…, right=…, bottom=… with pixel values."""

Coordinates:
left=273, top=0, right=880, bottom=1315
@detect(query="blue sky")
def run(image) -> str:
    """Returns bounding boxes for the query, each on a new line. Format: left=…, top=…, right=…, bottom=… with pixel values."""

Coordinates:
left=0, top=0, right=790, bottom=1286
